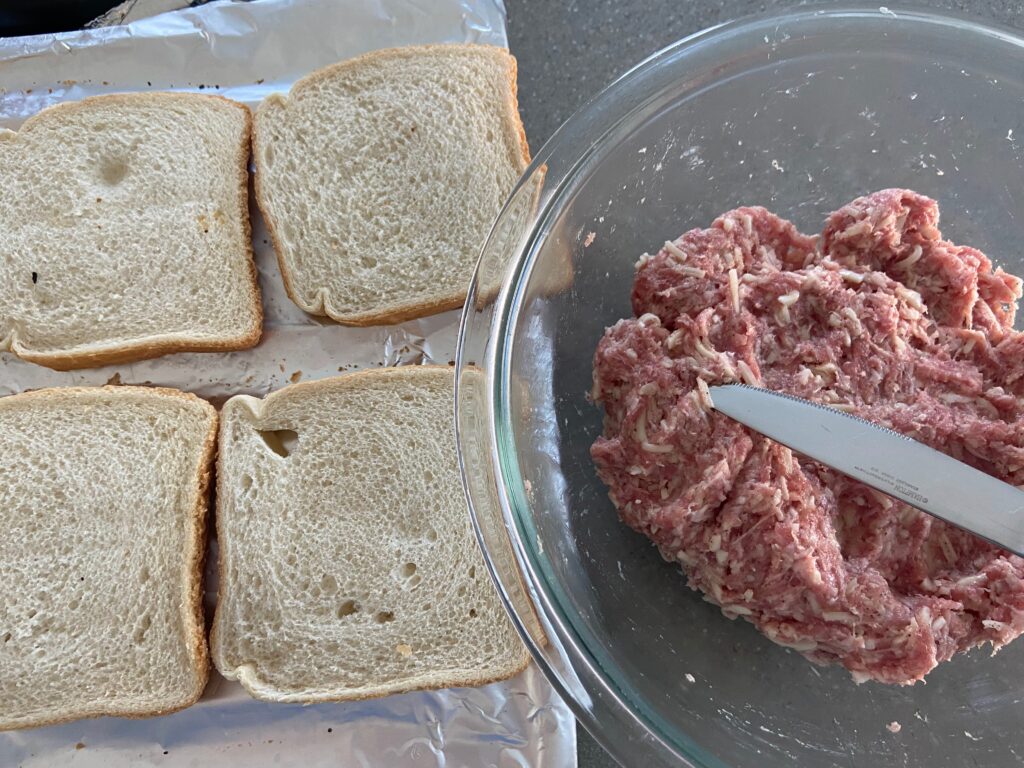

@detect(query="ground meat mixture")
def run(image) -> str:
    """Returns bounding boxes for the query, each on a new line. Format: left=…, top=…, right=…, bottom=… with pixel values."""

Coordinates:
left=591, top=189, right=1024, bottom=685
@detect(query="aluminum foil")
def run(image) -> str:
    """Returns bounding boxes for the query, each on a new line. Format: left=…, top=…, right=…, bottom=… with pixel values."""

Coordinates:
left=0, top=1, right=577, bottom=765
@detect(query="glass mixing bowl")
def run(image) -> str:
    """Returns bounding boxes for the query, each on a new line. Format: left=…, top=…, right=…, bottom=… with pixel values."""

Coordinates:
left=455, top=6, right=1024, bottom=767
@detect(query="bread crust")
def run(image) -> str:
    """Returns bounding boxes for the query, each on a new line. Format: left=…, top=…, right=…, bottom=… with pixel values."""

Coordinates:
left=252, top=44, right=531, bottom=327
left=210, top=366, right=531, bottom=702
left=2, top=92, right=263, bottom=371
left=231, top=655, right=531, bottom=704
left=0, top=385, right=216, bottom=731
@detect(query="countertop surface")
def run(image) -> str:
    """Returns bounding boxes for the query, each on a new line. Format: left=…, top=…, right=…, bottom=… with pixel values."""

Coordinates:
left=502, top=1, right=1022, bottom=766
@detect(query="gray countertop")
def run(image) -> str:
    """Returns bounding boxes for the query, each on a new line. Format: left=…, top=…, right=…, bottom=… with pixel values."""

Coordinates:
left=503, top=1, right=1022, bottom=766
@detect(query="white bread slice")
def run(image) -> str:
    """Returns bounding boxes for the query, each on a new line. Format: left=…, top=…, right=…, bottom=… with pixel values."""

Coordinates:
left=0, top=93, right=262, bottom=371
left=211, top=366, right=529, bottom=702
left=0, top=385, right=216, bottom=731
left=253, top=44, right=530, bottom=326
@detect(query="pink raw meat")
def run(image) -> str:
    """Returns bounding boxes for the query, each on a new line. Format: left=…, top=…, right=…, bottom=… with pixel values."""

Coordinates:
left=591, top=189, right=1024, bottom=685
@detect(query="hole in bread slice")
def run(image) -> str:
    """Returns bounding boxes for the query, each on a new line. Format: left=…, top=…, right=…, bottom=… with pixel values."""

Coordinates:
left=258, top=429, right=299, bottom=458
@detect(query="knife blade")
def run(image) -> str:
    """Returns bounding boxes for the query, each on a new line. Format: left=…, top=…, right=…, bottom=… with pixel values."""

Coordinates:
left=708, top=383, right=1024, bottom=557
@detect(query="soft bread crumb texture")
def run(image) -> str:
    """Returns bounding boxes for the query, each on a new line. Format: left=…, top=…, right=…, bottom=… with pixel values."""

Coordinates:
left=253, top=44, right=530, bottom=326
left=0, top=386, right=215, bottom=730
left=0, top=93, right=261, bottom=370
left=212, top=366, right=528, bottom=702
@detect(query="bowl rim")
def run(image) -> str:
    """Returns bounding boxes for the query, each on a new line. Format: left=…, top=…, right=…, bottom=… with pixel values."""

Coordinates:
left=456, top=5, right=1024, bottom=766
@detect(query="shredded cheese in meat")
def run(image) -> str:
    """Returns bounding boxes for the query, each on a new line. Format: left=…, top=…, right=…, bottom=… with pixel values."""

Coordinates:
left=838, top=218, right=872, bottom=239
left=736, top=360, right=759, bottom=385
left=778, top=290, right=801, bottom=307
left=694, top=338, right=718, bottom=360
left=840, top=269, right=865, bottom=284
left=593, top=189, right=1024, bottom=687
left=696, top=378, right=713, bottom=410
left=895, top=285, right=927, bottom=312
left=894, top=244, right=923, bottom=270
left=664, top=240, right=688, bottom=261
left=634, top=415, right=648, bottom=444
left=642, top=441, right=675, bottom=454
left=840, top=307, right=864, bottom=336
left=781, top=450, right=794, bottom=474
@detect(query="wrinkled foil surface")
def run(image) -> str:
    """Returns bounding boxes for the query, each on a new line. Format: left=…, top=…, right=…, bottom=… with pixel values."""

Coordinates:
left=0, top=1, right=576, bottom=765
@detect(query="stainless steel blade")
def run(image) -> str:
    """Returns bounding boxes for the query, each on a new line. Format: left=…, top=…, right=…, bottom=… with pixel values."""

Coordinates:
left=708, top=383, right=1024, bottom=556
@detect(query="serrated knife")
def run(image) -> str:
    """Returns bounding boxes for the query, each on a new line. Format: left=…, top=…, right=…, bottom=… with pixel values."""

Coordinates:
left=708, top=383, right=1024, bottom=557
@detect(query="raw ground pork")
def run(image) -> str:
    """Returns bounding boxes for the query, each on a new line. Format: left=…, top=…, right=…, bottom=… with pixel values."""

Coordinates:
left=591, top=189, right=1024, bottom=684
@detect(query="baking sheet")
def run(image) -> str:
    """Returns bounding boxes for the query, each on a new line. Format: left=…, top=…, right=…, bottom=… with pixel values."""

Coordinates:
left=0, top=0, right=502, bottom=402
left=0, top=1, right=576, bottom=765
